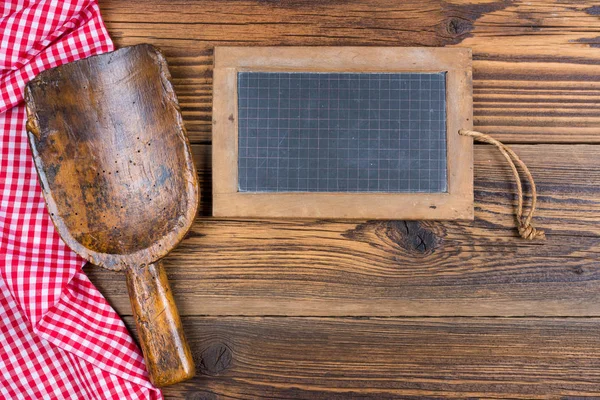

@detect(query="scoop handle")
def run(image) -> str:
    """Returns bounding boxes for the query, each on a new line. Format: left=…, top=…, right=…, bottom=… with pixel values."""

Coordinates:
left=125, top=260, right=195, bottom=387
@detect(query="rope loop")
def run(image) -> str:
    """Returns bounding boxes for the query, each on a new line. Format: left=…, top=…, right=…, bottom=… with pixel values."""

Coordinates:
left=459, top=129, right=545, bottom=240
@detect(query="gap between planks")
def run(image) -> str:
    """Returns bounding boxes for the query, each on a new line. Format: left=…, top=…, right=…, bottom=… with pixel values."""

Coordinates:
left=87, top=144, right=600, bottom=318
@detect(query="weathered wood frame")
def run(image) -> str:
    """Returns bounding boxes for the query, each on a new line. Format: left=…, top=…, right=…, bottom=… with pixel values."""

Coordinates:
left=213, top=47, right=473, bottom=219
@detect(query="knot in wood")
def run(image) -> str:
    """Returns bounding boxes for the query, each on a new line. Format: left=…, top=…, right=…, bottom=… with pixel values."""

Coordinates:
left=446, top=17, right=472, bottom=36
left=185, top=391, right=218, bottom=400
left=342, top=221, right=444, bottom=258
left=585, top=5, right=600, bottom=16
left=199, top=343, right=232, bottom=376
left=390, top=221, right=442, bottom=255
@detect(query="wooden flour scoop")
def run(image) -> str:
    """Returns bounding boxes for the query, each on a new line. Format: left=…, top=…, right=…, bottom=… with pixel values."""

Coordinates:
left=24, top=44, right=198, bottom=387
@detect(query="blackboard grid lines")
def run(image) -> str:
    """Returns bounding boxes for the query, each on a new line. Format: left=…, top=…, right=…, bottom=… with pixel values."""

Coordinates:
left=408, top=73, right=412, bottom=192
left=237, top=72, right=447, bottom=194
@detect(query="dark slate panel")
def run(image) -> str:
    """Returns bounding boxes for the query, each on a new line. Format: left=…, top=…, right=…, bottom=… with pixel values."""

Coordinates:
left=237, top=72, right=447, bottom=193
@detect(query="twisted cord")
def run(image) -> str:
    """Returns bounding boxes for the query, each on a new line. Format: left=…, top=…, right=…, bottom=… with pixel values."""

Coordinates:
left=459, top=129, right=545, bottom=240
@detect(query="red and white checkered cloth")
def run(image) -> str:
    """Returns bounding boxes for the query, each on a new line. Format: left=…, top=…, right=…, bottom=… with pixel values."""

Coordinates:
left=0, top=1, right=162, bottom=398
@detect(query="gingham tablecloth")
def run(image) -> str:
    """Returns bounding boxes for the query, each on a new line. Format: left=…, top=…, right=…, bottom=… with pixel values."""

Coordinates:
left=0, top=1, right=161, bottom=398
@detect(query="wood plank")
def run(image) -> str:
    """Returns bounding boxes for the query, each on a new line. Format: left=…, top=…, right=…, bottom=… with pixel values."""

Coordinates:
left=123, top=316, right=600, bottom=399
left=87, top=144, right=600, bottom=317
left=98, top=0, right=600, bottom=143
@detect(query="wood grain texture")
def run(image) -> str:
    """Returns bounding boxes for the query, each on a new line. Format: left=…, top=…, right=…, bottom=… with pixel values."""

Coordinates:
left=91, top=1, right=600, bottom=396
left=126, top=261, right=195, bottom=387
left=122, top=316, right=600, bottom=399
left=98, top=0, right=600, bottom=143
left=25, top=44, right=198, bottom=270
left=88, top=144, right=600, bottom=318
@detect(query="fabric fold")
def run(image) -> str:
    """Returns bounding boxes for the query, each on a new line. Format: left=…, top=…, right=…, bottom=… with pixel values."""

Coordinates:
left=0, top=1, right=162, bottom=398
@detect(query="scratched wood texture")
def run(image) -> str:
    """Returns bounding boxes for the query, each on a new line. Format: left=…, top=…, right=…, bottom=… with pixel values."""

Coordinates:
left=99, top=0, right=600, bottom=144
left=120, top=317, right=600, bottom=399
left=91, top=0, right=600, bottom=398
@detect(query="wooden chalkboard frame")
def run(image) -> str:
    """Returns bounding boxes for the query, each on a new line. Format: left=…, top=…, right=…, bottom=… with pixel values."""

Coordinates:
left=212, top=47, right=473, bottom=219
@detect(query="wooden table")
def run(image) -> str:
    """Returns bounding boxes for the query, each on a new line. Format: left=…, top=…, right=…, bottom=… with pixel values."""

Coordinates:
left=89, top=1, right=600, bottom=398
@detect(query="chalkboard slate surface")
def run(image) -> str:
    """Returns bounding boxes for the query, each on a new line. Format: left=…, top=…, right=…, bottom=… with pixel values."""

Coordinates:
left=237, top=72, right=447, bottom=193
left=213, top=46, right=473, bottom=219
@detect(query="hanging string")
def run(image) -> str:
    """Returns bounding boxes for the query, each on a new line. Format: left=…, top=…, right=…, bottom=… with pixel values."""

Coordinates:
left=459, top=129, right=545, bottom=240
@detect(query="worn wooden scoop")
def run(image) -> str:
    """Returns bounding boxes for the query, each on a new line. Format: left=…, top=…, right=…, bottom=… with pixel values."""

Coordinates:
left=24, top=44, right=198, bottom=387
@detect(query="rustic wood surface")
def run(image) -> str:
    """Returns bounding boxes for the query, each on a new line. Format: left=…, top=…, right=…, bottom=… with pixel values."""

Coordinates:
left=91, top=0, right=600, bottom=398
left=120, top=316, right=600, bottom=399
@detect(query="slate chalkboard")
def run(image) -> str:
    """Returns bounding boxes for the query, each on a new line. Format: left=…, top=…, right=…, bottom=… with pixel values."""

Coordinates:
left=237, top=72, right=447, bottom=193
left=212, top=47, right=472, bottom=219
